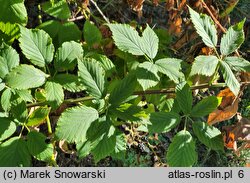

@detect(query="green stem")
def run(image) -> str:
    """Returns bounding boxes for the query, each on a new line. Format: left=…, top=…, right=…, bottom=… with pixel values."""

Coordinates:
left=46, top=115, right=52, bottom=135
left=45, top=65, right=51, bottom=76
left=184, top=116, right=188, bottom=131
left=209, top=62, right=220, bottom=85
left=18, top=125, right=25, bottom=138
left=188, top=116, right=195, bottom=123
left=27, top=96, right=94, bottom=108
left=24, top=124, right=30, bottom=132
left=144, top=54, right=153, bottom=63
left=214, top=48, right=221, bottom=59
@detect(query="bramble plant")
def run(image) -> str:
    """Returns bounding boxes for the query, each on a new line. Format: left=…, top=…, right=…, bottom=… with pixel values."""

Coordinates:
left=0, top=0, right=250, bottom=167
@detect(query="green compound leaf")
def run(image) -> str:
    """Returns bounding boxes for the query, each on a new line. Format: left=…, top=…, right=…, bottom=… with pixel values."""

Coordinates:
left=19, top=27, right=54, bottom=68
left=55, top=105, right=99, bottom=143
left=1, top=88, right=12, bottom=112
left=167, top=130, right=197, bottom=167
left=0, top=0, right=27, bottom=25
left=27, top=131, right=54, bottom=162
left=220, top=61, right=240, bottom=96
left=141, top=25, right=159, bottom=59
left=92, top=125, right=116, bottom=163
left=0, top=117, right=16, bottom=142
left=54, top=74, right=86, bottom=92
left=191, top=96, right=221, bottom=117
left=111, top=103, right=143, bottom=121
left=10, top=97, right=28, bottom=122
left=111, top=133, right=127, bottom=159
left=45, top=81, right=64, bottom=109
left=220, top=19, right=245, bottom=56
left=77, top=141, right=92, bottom=159
left=0, top=43, right=19, bottom=79
left=42, top=0, right=71, bottom=20
left=78, top=58, right=105, bottom=99
left=136, top=62, right=160, bottom=91
left=107, top=23, right=144, bottom=56
left=90, top=54, right=116, bottom=76
left=6, top=64, right=48, bottom=90
left=190, top=55, right=219, bottom=77
left=109, top=73, right=137, bottom=106
left=176, top=83, right=193, bottom=115
left=148, top=112, right=181, bottom=133
left=38, top=20, right=81, bottom=48
left=54, top=41, right=83, bottom=71
left=15, top=89, right=33, bottom=103
left=188, top=6, right=217, bottom=48
left=108, top=24, right=158, bottom=59
left=155, top=58, right=184, bottom=83
left=77, top=117, right=111, bottom=159
left=84, top=20, right=102, bottom=46
left=26, top=107, right=50, bottom=126
left=192, top=122, right=224, bottom=151
left=0, top=81, right=5, bottom=92
left=224, top=57, right=250, bottom=72
left=0, top=137, right=31, bottom=167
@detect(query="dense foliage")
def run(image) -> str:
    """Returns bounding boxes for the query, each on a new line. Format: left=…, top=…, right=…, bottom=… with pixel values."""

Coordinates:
left=0, top=0, right=249, bottom=167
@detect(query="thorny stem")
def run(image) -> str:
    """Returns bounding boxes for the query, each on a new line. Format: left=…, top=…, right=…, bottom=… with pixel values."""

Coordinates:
left=26, top=96, right=94, bottom=108
left=26, top=82, right=250, bottom=108
left=133, top=82, right=250, bottom=95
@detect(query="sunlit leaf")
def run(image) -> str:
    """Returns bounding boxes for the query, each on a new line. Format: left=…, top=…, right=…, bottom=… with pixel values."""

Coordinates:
left=190, top=56, right=219, bottom=77
left=6, top=65, right=48, bottom=90
left=220, top=19, right=245, bottom=56
left=136, top=62, right=159, bottom=90
left=220, top=60, right=240, bottom=96
left=188, top=6, right=217, bottom=48
left=55, top=105, right=99, bottom=143
left=167, top=130, right=197, bottom=167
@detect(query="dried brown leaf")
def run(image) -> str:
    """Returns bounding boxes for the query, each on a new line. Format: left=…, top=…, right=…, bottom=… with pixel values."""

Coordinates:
left=178, top=0, right=186, bottom=11
left=59, top=140, right=75, bottom=154
left=207, top=88, right=239, bottom=125
left=201, top=47, right=213, bottom=55
left=127, top=0, right=145, bottom=14
left=223, top=114, right=250, bottom=154
left=240, top=72, right=250, bottom=82
left=166, top=0, right=175, bottom=11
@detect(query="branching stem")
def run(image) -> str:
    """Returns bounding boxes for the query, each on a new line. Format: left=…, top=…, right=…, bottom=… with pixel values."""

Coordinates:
left=26, top=82, right=250, bottom=108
